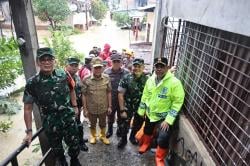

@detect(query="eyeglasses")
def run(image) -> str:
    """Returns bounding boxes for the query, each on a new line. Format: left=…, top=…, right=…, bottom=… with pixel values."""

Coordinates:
left=39, top=57, right=55, bottom=63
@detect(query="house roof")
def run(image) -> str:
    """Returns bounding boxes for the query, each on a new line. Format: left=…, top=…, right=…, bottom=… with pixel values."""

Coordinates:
left=128, top=11, right=145, bottom=18
left=112, top=9, right=145, bottom=18
left=137, top=4, right=156, bottom=12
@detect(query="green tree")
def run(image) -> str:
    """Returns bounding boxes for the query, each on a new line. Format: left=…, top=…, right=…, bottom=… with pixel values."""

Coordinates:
left=0, top=37, right=22, bottom=90
left=43, top=30, right=84, bottom=68
left=113, top=12, right=131, bottom=26
left=90, top=0, right=108, bottom=20
left=32, top=0, right=71, bottom=30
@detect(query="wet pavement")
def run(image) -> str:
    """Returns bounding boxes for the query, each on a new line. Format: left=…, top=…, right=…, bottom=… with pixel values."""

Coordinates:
left=78, top=121, right=155, bottom=166
left=73, top=15, right=154, bottom=165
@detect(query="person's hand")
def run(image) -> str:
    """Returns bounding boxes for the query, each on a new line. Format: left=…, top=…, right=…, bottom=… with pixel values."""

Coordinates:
left=107, top=107, right=112, bottom=115
left=83, top=108, right=88, bottom=118
left=170, top=66, right=177, bottom=73
left=121, top=111, right=127, bottom=119
left=160, top=121, right=169, bottom=131
left=23, top=132, right=32, bottom=147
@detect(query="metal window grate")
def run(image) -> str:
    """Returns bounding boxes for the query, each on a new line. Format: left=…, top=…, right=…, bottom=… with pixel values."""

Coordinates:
left=163, top=18, right=250, bottom=165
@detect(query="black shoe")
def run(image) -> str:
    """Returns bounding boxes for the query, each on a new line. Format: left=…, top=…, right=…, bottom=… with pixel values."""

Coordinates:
left=56, top=156, right=68, bottom=166
left=106, top=131, right=113, bottom=138
left=129, top=136, right=138, bottom=145
left=117, top=138, right=127, bottom=149
left=106, top=125, right=113, bottom=138
left=70, top=157, right=81, bottom=166
left=83, top=138, right=88, bottom=143
left=80, top=143, right=88, bottom=152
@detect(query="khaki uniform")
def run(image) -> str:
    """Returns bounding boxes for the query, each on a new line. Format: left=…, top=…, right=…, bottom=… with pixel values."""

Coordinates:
left=82, top=73, right=111, bottom=128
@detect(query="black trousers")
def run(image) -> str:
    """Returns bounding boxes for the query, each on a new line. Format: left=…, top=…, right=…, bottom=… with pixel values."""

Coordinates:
left=143, top=116, right=173, bottom=149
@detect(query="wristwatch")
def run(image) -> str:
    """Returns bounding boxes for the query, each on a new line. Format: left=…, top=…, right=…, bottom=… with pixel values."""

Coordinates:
left=25, top=129, right=32, bottom=134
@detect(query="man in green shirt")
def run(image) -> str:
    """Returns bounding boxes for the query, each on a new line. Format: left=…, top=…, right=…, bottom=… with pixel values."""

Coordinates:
left=117, top=58, right=148, bottom=148
left=65, top=57, right=88, bottom=152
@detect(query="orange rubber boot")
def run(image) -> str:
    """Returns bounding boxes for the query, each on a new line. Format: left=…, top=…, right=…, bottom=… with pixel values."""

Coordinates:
left=138, top=134, right=152, bottom=154
left=155, top=146, right=168, bottom=166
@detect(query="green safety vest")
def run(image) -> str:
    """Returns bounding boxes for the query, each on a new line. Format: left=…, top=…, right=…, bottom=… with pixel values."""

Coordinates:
left=138, top=71, right=185, bottom=125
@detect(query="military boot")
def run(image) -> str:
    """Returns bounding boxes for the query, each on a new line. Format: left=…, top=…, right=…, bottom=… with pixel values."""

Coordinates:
left=117, top=136, right=127, bottom=149
left=55, top=155, right=68, bottom=166
left=106, top=123, right=113, bottom=138
left=79, top=142, right=88, bottom=152
left=83, top=138, right=88, bottom=143
left=129, top=129, right=138, bottom=145
left=70, top=157, right=81, bottom=166
left=77, top=123, right=88, bottom=151
left=116, top=127, right=122, bottom=137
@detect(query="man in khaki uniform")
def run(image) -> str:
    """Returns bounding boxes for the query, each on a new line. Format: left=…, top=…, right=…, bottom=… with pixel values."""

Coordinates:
left=82, top=57, right=112, bottom=145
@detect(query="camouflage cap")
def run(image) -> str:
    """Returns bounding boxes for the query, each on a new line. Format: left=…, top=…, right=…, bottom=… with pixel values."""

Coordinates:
left=37, top=47, right=54, bottom=59
left=154, top=57, right=168, bottom=66
left=91, top=57, right=103, bottom=67
left=66, top=57, right=80, bottom=65
left=132, top=58, right=144, bottom=65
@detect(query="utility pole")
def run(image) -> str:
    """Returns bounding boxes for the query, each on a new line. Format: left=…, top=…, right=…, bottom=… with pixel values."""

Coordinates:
left=152, top=0, right=164, bottom=59
left=0, top=5, right=4, bottom=37
left=8, top=0, right=54, bottom=165
left=85, top=3, right=88, bottom=30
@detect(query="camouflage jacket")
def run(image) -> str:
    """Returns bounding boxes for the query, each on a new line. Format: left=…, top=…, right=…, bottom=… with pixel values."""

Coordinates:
left=23, top=69, right=74, bottom=118
left=72, top=74, right=82, bottom=107
left=118, top=73, right=148, bottom=111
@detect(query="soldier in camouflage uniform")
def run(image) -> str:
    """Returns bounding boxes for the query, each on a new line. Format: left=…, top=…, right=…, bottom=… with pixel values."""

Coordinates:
left=117, top=58, right=148, bottom=148
left=23, top=47, right=81, bottom=166
left=65, top=57, right=88, bottom=152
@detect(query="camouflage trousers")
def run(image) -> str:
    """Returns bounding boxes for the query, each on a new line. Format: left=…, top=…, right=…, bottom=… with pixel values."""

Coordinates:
left=44, top=115, right=80, bottom=158
left=119, top=110, right=144, bottom=137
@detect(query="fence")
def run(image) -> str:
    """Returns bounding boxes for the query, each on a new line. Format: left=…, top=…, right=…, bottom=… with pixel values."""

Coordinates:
left=0, top=127, right=53, bottom=166
left=162, top=17, right=250, bottom=165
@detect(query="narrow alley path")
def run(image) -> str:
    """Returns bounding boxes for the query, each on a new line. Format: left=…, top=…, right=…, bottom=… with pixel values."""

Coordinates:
left=67, top=13, right=154, bottom=166
left=78, top=122, right=155, bottom=166
left=71, top=13, right=155, bottom=166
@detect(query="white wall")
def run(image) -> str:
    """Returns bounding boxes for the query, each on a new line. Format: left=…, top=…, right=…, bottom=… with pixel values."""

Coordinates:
left=178, top=116, right=216, bottom=166
left=162, top=0, right=250, bottom=36
left=146, top=12, right=155, bottom=42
